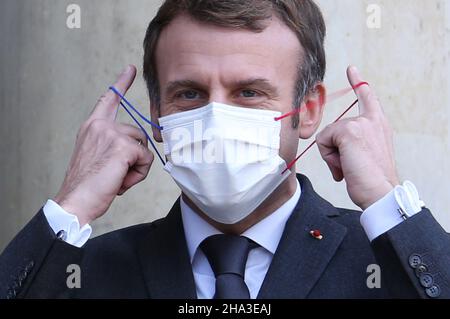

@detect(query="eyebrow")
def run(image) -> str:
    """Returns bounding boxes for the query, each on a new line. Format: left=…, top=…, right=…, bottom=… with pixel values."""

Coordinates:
left=165, top=80, right=206, bottom=96
left=164, top=78, right=280, bottom=97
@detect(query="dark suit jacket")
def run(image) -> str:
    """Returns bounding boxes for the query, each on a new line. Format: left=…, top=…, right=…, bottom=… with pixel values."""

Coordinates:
left=1, top=174, right=449, bottom=299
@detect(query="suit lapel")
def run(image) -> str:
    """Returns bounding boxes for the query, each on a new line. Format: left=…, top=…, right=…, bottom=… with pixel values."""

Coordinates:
left=136, top=175, right=347, bottom=299
left=137, top=199, right=197, bottom=299
left=257, top=175, right=347, bottom=299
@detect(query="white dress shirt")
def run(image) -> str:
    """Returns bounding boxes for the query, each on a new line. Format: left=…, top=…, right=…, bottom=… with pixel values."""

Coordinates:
left=42, top=179, right=424, bottom=298
left=180, top=179, right=301, bottom=299
left=43, top=199, right=92, bottom=247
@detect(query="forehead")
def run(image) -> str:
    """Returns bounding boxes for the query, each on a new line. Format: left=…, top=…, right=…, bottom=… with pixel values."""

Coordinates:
left=155, top=13, right=302, bottom=86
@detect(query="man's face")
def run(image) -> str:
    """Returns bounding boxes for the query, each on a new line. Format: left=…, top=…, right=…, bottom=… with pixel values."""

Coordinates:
left=153, top=13, right=322, bottom=165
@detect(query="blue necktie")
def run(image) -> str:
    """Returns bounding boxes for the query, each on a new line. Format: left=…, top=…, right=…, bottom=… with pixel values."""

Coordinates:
left=200, top=234, right=257, bottom=299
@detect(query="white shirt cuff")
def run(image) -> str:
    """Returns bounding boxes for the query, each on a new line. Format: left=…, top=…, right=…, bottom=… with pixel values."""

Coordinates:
left=360, top=181, right=424, bottom=242
left=43, top=199, right=92, bottom=247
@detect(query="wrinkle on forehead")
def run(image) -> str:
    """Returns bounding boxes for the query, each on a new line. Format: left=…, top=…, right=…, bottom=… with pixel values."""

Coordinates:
left=155, top=13, right=303, bottom=85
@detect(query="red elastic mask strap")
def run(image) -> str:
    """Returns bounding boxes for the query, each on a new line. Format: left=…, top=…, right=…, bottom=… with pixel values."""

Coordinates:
left=280, top=81, right=369, bottom=174
left=274, top=82, right=369, bottom=122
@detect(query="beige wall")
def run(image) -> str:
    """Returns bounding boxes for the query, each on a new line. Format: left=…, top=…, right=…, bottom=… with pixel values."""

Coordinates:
left=1, top=0, right=449, bottom=251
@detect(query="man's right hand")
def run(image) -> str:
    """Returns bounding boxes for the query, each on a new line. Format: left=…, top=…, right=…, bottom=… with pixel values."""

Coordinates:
left=54, top=65, right=154, bottom=226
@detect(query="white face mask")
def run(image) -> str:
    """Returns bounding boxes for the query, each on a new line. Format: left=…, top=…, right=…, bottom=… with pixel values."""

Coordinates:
left=158, top=102, right=291, bottom=224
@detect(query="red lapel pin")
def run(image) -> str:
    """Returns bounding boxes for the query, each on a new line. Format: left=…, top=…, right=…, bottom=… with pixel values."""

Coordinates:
left=310, top=229, right=323, bottom=240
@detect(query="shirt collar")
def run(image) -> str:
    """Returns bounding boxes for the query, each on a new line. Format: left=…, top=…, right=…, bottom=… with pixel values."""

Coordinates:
left=180, top=179, right=301, bottom=263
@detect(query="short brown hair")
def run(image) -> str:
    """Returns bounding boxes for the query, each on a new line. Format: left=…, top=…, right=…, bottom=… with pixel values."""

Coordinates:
left=143, top=0, right=326, bottom=127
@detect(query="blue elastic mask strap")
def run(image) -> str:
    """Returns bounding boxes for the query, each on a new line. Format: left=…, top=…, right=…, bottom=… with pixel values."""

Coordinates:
left=109, top=86, right=163, bottom=130
left=109, top=86, right=165, bottom=166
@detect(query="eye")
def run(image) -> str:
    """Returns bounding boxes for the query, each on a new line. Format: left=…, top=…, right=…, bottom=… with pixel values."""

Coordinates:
left=240, top=90, right=259, bottom=98
left=178, top=90, right=200, bottom=100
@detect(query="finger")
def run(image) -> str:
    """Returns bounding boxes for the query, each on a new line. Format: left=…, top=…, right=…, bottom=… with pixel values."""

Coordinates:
left=115, top=123, right=148, bottom=148
left=316, top=134, right=344, bottom=182
left=316, top=120, right=343, bottom=150
left=119, top=148, right=154, bottom=195
left=316, top=119, right=357, bottom=182
left=90, top=65, right=137, bottom=122
left=325, top=157, right=344, bottom=182
left=346, top=66, right=380, bottom=118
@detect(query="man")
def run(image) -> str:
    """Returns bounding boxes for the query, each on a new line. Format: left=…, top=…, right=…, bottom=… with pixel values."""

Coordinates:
left=1, top=0, right=449, bottom=299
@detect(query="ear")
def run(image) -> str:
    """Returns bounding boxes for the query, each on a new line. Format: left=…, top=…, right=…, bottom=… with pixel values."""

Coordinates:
left=299, top=83, right=326, bottom=139
left=150, top=102, right=163, bottom=142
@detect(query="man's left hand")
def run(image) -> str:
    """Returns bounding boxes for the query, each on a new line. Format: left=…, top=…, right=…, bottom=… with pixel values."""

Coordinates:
left=316, top=66, right=399, bottom=210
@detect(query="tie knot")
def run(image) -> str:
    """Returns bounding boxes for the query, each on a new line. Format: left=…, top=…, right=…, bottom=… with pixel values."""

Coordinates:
left=200, top=234, right=256, bottom=278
